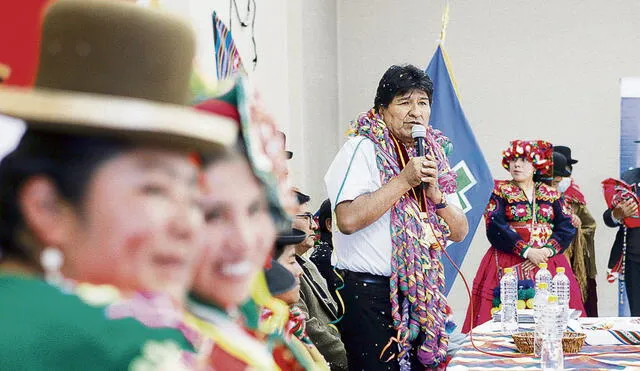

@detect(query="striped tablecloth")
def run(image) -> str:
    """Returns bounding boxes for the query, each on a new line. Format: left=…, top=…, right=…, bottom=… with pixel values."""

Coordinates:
left=448, top=318, right=640, bottom=370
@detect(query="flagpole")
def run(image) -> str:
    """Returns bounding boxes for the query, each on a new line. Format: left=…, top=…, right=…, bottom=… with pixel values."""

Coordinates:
left=439, top=0, right=451, bottom=46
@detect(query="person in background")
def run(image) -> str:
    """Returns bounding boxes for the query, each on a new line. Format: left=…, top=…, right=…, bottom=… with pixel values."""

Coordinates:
left=264, top=229, right=331, bottom=370
left=552, top=146, right=598, bottom=316
left=463, top=140, right=584, bottom=332
left=604, top=169, right=640, bottom=316
left=294, top=191, right=348, bottom=370
left=0, top=0, right=237, bottom=368
left=188, top=81, right=317, bottom=370
left=186, top=148, right=280, bottom=369
left=325, top=64, right=467, bottom=370
left=310, top=199, right=343, bottom=307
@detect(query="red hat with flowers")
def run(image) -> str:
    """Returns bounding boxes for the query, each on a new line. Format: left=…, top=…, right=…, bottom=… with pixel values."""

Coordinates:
left=501, top=140, right=553, bottom=178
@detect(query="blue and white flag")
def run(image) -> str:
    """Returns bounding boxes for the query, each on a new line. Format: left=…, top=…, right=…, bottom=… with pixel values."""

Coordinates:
left=426, top=45, right=494, bottom=295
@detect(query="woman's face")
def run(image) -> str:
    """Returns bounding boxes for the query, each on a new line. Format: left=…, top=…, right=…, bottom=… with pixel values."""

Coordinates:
left=379, top=89, right=431, bottom=146
left=191, top=157, right=275, bottom=310
left=58, top=149, right=204, bottom=301
left=274, top=244, right=303, bottom=305
left=509, top=157, right=535, bottom=182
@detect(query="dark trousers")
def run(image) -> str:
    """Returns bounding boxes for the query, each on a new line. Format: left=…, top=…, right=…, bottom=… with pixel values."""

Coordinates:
left=340, top=271, right=426, bottom=371
left=625, top=259, right=640, bottom=316
left=584, top=278, right=598, bottom=317
left=340, top=270, right=398, bottom=371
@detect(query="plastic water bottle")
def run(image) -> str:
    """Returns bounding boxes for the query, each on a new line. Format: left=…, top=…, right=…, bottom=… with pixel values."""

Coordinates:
left=533, top=282, right=550, bottom=357
left=552, top=267, right=571, bottom=327
left=541, top=295, right=564, bottom=370
left=535, top=262, right=552, bottom=290
left=500, top=267, right=518, bottom=334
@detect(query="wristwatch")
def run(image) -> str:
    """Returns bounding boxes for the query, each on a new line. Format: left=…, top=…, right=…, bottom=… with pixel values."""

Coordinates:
left=435, top=194, right=448, bottom=209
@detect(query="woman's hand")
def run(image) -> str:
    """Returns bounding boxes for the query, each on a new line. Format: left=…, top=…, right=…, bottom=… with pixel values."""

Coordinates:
left=524, top=248, right=551, bottom=270
left=612, top=198, right=638, bottom=221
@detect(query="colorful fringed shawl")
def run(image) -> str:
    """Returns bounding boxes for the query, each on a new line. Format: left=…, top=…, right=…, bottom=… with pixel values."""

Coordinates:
left=348, top=109, right=456, bottom=368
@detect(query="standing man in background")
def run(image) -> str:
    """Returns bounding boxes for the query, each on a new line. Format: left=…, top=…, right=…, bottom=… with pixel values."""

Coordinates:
left=325, top=65, right=468, bottom=370
left=553, top=146, right=598, bottom=316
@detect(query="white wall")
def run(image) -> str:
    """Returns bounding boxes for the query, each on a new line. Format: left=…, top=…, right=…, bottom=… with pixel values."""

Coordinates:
left=156, top=0, right=337, bottom=203
left=162, top=0, right=640, bottom=324
left=337, top=0, right=640, bottom=324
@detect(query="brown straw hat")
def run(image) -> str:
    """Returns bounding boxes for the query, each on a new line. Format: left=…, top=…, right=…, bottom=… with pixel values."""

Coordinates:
left=0, top=0, right=236, bottom=150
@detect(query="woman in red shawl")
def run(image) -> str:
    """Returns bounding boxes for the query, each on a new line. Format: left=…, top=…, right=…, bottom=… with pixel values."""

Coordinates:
left=463, top=140, right=585, bottom=333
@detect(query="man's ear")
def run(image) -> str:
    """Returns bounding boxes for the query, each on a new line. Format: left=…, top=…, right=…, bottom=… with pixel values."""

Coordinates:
left=18, top=176, right=76, bottom=249
left=325, top=218, right=332, bottom=233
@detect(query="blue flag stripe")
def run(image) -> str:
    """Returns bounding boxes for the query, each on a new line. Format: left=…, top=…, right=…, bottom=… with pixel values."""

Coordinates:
left=426, top=45, right=494, bottom=295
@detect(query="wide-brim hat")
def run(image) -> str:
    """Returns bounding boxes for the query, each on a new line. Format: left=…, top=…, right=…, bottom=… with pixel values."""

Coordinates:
left=502, top=140, right=553, bottom=178
left=0, top=0, right=236, bottom=151
left=264, top=259, right=297, bottom=296
left=276, top=228, right=307, bottom=250
left=554, top=145, right=578, bottom=165
left=552, top=152, right=572, bottom=177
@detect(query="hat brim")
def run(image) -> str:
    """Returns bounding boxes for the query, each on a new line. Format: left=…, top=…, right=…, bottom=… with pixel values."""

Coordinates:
left=264, top=259, right=297, bottom=296
left=276, top=228, right=307, bottom=247
left=0, top=86, right=238, bottom=151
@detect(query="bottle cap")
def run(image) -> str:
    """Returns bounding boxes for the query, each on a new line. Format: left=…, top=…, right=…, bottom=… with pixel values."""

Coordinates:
left=556, top=267, right=565, bottom=274
left=539, top=263, right=548, bottom=269
left=504, top=267, right=513, bottom=274
left=548, top=295, right=558, bottom=303
left=538, top=282, right=548, bottom=289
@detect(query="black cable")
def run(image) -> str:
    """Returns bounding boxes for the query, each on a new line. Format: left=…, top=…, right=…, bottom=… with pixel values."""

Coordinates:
left=228, top=0, right=258, bottom=70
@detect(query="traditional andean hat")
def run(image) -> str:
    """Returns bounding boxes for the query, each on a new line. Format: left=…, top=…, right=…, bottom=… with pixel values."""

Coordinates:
left=501, top=140, right=553, bottom=178
left=0, top=0, right=236, bottom=151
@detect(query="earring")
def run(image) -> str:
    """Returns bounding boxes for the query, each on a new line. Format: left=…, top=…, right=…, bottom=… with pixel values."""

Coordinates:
left=40, top=247, right=64, bottom=286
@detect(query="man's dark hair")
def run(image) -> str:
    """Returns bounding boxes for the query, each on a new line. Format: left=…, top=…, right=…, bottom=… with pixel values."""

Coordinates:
left=294, top=190, right=310, bottom=206
left=316, top=199, right=331, bottom=234
left=374, top=64, right=433, bottom=111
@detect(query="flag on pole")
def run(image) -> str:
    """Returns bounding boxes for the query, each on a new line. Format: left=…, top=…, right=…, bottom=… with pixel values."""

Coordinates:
left=212, top=11, right=244, bottom=80
left=426, top=45, right=494, bottom=295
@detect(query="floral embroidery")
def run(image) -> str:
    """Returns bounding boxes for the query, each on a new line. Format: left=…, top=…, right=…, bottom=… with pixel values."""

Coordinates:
left=513, top=240, right=528, bottom=255
left=128, top=340, right=192, bottom=371
left=537, top=203, right=554, bottom=220
left=485, top=197, right=498, bottom=216
left=536, top=183, right=560, bottom=202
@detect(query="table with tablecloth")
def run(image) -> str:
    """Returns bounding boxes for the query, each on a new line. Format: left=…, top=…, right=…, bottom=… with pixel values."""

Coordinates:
left=448, top=317, right=640, bottom=370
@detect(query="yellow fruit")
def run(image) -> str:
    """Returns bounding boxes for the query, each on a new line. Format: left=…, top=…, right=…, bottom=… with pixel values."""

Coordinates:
left=525, top=298, right=535, bottom=309
left=517, top=300, right=526, bottom=310
left=490, top=307, right=500, bottom=315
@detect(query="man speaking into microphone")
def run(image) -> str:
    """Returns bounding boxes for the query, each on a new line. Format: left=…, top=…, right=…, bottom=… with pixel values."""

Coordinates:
left=324, top=64, right=468, bottom=370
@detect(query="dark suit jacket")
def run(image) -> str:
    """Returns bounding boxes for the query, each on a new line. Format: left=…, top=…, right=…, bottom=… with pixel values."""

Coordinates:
left=603, top=209, right=640, bottom=266
left=295, top=255, right=347, bottom=370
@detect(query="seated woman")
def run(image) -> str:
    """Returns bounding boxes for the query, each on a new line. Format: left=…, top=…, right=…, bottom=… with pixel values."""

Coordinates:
left=186, top=87, right=319, bottom=370
left=0, top=1, right=236, bottom=369
left=462, top=140, right=585, bottom=333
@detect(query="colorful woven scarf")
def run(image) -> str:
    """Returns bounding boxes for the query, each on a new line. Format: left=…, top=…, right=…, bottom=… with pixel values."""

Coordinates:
left=260, top=306, right=313, bottom=346
left=348, top=109, right=456, bottom=368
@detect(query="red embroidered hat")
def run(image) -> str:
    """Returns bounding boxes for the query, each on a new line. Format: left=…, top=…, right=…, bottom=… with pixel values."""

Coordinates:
left=501, top=140, right=553, bottom=177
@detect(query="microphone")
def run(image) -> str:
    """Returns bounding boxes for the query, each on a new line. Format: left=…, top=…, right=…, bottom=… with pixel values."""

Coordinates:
left=411, top=125, right=427, bottom=191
